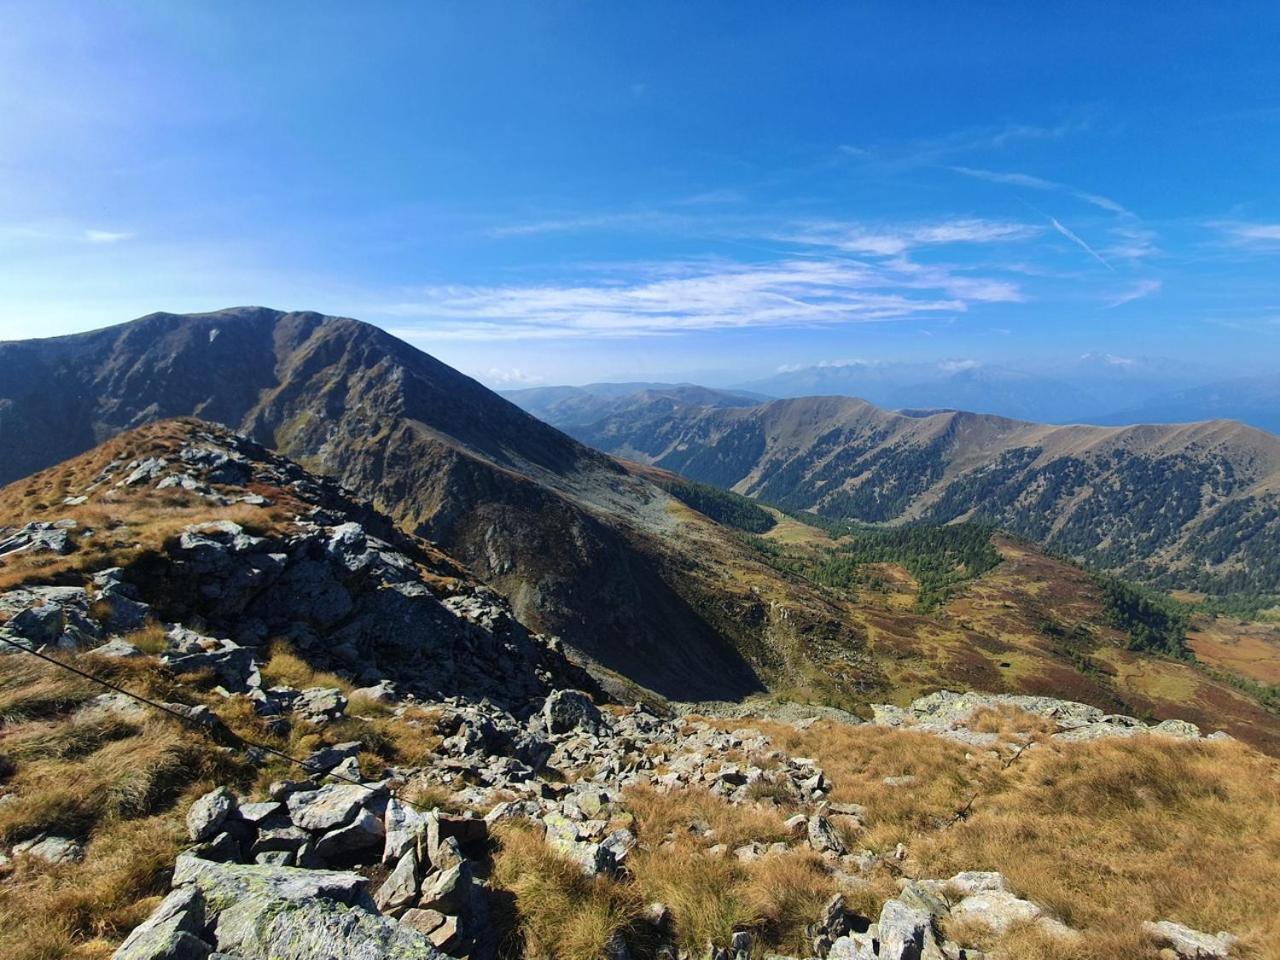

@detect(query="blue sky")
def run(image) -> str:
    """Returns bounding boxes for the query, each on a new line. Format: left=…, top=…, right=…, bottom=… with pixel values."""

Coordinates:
left=1, top=1, right=1278, bottom=386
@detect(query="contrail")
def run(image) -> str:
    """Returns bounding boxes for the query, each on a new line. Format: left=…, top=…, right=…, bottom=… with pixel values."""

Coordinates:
left=1049, top=216, right=1115, bottom=272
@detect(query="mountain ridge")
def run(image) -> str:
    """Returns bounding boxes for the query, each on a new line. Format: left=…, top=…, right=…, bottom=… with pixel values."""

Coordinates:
left=532, top=390, right=1280, bottom=595
left=0, top=307, right=872, bottom=702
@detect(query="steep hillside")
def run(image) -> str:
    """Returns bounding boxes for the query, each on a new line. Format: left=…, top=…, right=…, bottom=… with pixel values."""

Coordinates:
left=562, top=394, right=1280, bottom=595
left=0, top=310, right=863, bottom=701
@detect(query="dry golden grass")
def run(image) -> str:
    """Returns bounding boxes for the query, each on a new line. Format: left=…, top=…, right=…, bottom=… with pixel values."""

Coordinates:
left=0, top=815, right=185, bottom=960
left=259, top=640, right=355, bottom=695
left=0, top=653, right=254, bottom=960
left=491, top=821, right=645, bottom=960
left=915, top=736, right=1280, bottom=959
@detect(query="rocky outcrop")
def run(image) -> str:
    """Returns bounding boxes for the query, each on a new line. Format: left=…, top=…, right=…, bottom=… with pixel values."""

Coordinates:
left=0, top=425, right=595, bottom=713
left=871, top=690, right=1222, bottom=748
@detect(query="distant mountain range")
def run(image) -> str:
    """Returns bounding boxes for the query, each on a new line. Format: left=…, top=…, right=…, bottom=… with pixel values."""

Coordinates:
left=501, top=382, right=766, bottom=431
left=506, top=358, right=1280, bottom=434
left=509, top=388, right=1280, bottom=595
left=649, top=355, right=1276, bottom=432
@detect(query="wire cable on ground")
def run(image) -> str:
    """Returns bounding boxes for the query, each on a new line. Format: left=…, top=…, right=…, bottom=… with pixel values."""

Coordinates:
left=0, top=633, right=438, bottom=814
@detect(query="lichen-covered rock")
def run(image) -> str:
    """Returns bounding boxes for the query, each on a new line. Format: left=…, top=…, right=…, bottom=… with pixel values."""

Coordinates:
left=213, top=893, right=443, bottom=960
left=111, top=886, right=210, bottom=960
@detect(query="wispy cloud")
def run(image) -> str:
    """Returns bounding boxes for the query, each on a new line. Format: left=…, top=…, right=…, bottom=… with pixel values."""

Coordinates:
left=482, top=367, right=544, bottom=386
left=1104, top=225, right=1158, bottom=261
left=950, top=165, right=1131, bottom=216
left=487, top=212, right=681, bottom=238
left=786, top=217, right=1038, bottom=256
left=1104, top=278, right=1161, bottom=308
left=0, top=222, right=135, bottom=245
left=843, top=118, right=1087, bottom=166
left=1049, top=217, right=1115, bottom=271
left=84, top=229, right=134, bottom=244
left=376, top=256, right=1020, bottom=341
left=1215, top=222, right=1280, bottom=245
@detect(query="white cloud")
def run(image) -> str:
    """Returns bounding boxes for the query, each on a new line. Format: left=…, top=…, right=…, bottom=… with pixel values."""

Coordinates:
left=1217, top=222, right=1280, bottom=244
left=1105, top=225, right=1158, bottom=261
left=949, top=166, right=1131, bottom=217
left=787, top=217, right=1038, bottom=256
left=376, top=256, right=1019, bottom=341
left=84, top=229, right=133, bottom=244
left=1104, top=279, right=1162, bottom=308
left=481, top=367, right=544, bottom=386
left=0, top=222, right=135, bottom=245
left=937, top=358, right=982, bottom=372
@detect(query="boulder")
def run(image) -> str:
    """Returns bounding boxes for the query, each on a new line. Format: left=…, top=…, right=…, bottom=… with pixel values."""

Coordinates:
left=543, top=689, right=604, bottom=736
left=375, top=847, right=422, bottom=916
left=13, top=834, right=85, bottom=864
left=1142, top=920, right=1238, bottom=960
left=942, top=871, right=1006, bottom=898
left=383, top=797, right=429, bottom=864
left=949, top=890, right=1042, bottom=935
left=188, top=787, right=238, bottom=842
left=286, top=783, right=379, bottom=832
left=828, top=933, right=877, bottom=960
left=314, top=807, right=385, bottom=860
left=807, top=815, right=847, bottom=856
left=213, top=892, right=443, bottom=960
left=879, top=898, right=932, bottom=960
left=112, top=886, right=210, bottom=960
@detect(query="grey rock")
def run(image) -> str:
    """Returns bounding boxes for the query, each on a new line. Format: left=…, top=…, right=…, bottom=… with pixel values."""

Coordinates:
left=313, top=807, right=385, bottom=860
left=13, top=834, right=85, bottom=864
left=94, top=638, right=144, bottom=658
left=213, top=892, right=443, bottom=960
left=172, top=854, right=369, bottom=905
left=418, top=861, right=472, bottom=915
left=233, top=802, right=282, bottom=825
left=400, top=908, right=447, bottom=936
left=543, top=689, right=605, bottom=735
left=807, top=815, right=847, bottom=856
left=303, top=740, right=363, bottom=775
left=828, top=933, right=877, bottom=960
left=293, top=686, right=348, bottom=722
left=375, top=847, right=421, bottom=916
left=188, top=787, right=237, bottom=843
left=942, top=871, right=1006, bottom=898
left=286, top=783, right=379, bottom=832
left=383, top=796, right=429, bottom=864
left=879, top=898, right=932, bottom=960
left=1142, top=920, right=1238, bottom=959
left=111, top=886, right=210, bottom=960
left=949, top=890, right=1042, bottom=935
left=251, top=823, right=310, bottom=855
